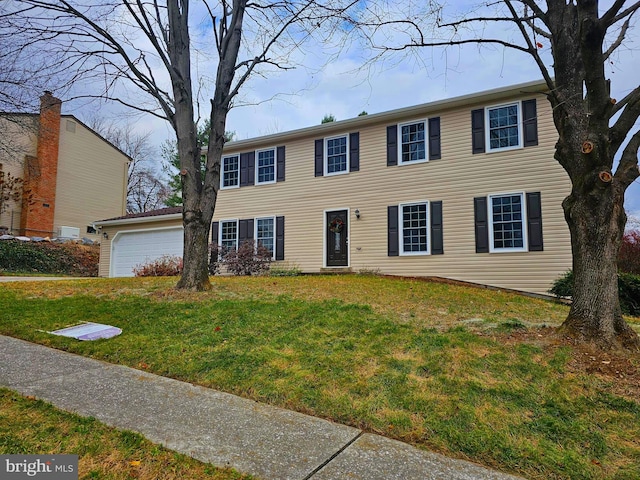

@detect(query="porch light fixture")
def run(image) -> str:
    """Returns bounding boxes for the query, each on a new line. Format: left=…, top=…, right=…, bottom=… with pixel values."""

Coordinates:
left=103, top=232, right=109, bottom=239
left=354, top=209, right=361, bottom=219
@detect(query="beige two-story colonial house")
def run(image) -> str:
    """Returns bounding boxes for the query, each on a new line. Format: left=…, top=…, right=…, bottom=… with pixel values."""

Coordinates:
left=0, top=92, right=130, bottom=241
left=96, top=80, right=572, bottom=294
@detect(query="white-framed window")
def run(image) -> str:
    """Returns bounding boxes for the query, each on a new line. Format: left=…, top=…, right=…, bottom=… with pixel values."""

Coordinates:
left=256, top=148, right=276, bottom=184
left=488, top=192, right=527, bottom=252
left=485, top=102, right=523, bottom=152
left=398, top=120, right=427, bottom=164
left=255, top=216, right=275, bottom=259
left=325, top=135, right=349, bottom=175
left=219, top=219, right=238, bottom=250
left=221, top=155, right=240, bottom=189
left=399, top=201, right=430, bottom=255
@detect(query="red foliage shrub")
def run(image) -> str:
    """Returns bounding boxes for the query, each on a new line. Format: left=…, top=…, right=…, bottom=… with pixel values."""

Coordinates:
left=618, top=230, right=640, bottom=274
left=133, top=255, right=183, bottom=277
left=209, top=240, right=272, bottom=276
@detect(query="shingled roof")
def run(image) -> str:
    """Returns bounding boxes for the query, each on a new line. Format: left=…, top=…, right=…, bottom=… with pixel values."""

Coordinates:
left=98, top=206, right=182, bottom=223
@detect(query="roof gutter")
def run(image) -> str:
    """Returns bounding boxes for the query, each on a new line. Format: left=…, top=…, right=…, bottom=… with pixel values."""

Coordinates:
left=94, top=213, right=183, bottom=227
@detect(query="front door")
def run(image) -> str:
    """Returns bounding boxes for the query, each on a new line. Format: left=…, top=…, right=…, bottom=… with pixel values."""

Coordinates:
left=326, top=210, right=348, bottom=267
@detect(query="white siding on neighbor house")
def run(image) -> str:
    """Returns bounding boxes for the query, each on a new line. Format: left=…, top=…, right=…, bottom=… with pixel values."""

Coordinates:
left=213, top=88, right=572, bottom=294
left=55, top=118, right=128, bottom=240
left=110, top=226, right=184, bottom=277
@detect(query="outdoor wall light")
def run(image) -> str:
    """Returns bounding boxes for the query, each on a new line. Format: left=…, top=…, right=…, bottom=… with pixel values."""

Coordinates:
left=103, top=232, right=109, bottom=239
left=355, top=209, right=361, bottom=219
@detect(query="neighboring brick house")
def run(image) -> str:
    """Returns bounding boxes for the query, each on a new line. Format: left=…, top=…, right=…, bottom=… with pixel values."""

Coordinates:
left=96, top=80, right=572, bottom=294
left=0, top=93, right=130, bottom=240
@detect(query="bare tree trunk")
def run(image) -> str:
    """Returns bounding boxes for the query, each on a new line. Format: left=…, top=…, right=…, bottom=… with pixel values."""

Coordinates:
left=560, top=183, right=640, bottom=350
left=177, top=214, right=212, bottom=290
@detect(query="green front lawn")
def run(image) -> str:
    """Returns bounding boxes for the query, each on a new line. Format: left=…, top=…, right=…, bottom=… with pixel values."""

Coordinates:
left=1, top=275, right=638, bottom=480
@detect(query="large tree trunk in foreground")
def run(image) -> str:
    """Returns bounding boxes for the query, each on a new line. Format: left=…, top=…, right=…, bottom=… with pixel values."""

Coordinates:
left=545, top=3, right=640, bottom=351
left=559, top=186, right=640, bottom=350
left=177, top=214, right=212, bottom=290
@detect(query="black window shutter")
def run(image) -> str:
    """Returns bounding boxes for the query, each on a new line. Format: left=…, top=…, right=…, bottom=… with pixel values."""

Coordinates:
left=247, top=152, right=255, bottom=185
left=240, top=152, right=255, bottom=186
left=526, top=192, right=544, bottom=251
left=314, top=139, right=324, bottom=177
left=387, top=125, right=398, bottom=166
left=275, top=216, right=285, bottom=261
left=474, top=197, right=489, bottom=253
left=211, top=221, right=219, bottom=245
left=430, top=201, right=443, bottom=254
left=349, top=132, right=360, bottom=172
left=276, top=146, right=285, bottom=182
left=428, top=117, right=441, bottom=160
left=238, top=219, right=254, bottom=245
left=471, top=109, right=485, bottom=154
left=388, top=205, right=399, bottom=256
left=210, top=221, right=220, bottom=264
left=240, top=153, right=248, bottom=186
left=522, top=99, right=538, bottom=147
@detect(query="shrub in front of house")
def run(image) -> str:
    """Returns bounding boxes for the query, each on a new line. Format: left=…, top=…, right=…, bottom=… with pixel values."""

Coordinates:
left=133, top=255, right=183, bottom=277
left=549, top=270, right=640, bottom=316
left=209, top=240, right=272, bottom=276
left=618, top=230, right=640, bottom=274
left=0, top=239, right=98, bottom=276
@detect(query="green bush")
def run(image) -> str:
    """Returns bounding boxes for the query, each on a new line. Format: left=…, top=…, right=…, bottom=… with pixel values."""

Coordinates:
left=549, top=270, right=574, bottom=298
left=549, top=270, right=640, bottom=316
left=0, top=240, right=98, bottom=276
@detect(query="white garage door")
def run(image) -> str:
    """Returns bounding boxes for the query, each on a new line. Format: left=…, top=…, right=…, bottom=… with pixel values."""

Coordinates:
left=111, top=227, right=184, bottom=277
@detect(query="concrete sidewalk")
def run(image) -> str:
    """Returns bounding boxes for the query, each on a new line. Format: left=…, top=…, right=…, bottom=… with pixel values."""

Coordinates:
left=0, top=335, right=523, bottom=480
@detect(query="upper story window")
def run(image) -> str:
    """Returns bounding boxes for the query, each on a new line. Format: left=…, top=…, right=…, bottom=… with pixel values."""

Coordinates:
left=315, top=133, right=359, bottom=177
left=256, top=148, right=276, bottom=184
left=486, top=103, right=522, bottom=152
left=488, top=193, right=526, bottom=252
left=399, top=120, right=427, bottom=164
left=325, top=135, right=348, bottom=175
left=221, top=155, right=239, bottom=189
left=255, top=217, right=275, bottom=258
left=387, top=118, right=440, bottom=166
left=400, top=201, right=430, bottom=255
left=473, top=100, right=537, bottom=154
left=220, top=219, right=238, bottom=250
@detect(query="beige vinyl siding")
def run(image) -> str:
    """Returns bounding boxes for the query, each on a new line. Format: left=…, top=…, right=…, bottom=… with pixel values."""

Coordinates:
left=0, top=116, right=38, bottom=234
left=54, top=118, right=129, bottom=241
left=214, top=92, right=572, bottom=294
left=97, top=217, right=183, bottom=277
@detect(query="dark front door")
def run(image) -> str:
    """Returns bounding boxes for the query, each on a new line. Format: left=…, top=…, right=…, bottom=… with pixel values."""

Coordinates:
left=326, top=210, right=348, bottom=267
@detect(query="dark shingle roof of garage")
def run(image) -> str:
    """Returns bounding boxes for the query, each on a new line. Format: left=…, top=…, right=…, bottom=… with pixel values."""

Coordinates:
left=98, top=207, right=182, bottom=223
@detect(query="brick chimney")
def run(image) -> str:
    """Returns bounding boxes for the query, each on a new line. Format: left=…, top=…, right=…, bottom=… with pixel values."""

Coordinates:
left=20, top=91, right=62, bottom=237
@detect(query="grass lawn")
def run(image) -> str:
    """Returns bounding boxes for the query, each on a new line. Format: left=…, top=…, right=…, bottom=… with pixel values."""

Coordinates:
left=0, top=388, right=251, bottom=479
left=1, top=275, right=639, bottom=480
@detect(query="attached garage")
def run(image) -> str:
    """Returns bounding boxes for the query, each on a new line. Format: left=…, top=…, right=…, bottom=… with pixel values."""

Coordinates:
left=93, top=207, right=184, bottom=278
left=111, top=227, right=183, bottom=277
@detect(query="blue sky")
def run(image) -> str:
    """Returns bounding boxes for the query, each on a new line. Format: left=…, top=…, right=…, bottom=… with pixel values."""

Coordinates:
left=65, top=1, right=640, bottom=213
